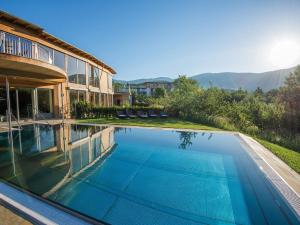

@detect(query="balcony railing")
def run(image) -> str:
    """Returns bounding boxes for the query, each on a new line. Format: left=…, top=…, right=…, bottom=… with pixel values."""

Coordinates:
left=0, top=30, right=62, bottom=69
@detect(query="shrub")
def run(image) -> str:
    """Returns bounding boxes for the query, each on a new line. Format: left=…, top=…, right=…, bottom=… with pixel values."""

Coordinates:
left=72, top=102, right=164, bottom=119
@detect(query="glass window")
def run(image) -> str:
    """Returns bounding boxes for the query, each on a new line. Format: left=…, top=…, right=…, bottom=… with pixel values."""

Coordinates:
left=101, top=94, right=106, bottom=106
left=78, top=91, right=86, bottom=102
left=54, top=50, right=65, bottom=70
left=69, top=90, right=78, bottom=110
left=88, top=64, right=93, bottom=85
left=67, top=56, right=77, bottom=83
left=38, top=89, right=53, bottom=113
left=89, top=92, right=95, bottom=104
left=77, top=60, right=86, bottom=85
left=37, top=44, right=53, bottom=64
left=107, top=74, right=112, bottom=89
left=67, top=56, right=86, bottom=85
left=88, top=64, right=99, bottom=87
left=95, top=93, right=100, bottom=106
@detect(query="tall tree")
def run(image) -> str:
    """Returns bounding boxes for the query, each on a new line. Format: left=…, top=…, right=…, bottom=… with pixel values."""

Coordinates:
left=280, top=66, right=300, bottom=133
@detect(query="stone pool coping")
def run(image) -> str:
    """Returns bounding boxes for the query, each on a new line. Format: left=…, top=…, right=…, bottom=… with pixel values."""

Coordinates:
left=0, top=182, right=104, bottom=225
left=237, top=134, right=300, bottom=220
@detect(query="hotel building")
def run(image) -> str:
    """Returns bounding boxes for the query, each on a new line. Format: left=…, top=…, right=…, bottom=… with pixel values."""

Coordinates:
left=0, top=10, right=115, bottom=121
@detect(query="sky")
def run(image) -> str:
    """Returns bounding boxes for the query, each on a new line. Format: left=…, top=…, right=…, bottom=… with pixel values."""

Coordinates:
left=1, top=0, right=300, bottom=80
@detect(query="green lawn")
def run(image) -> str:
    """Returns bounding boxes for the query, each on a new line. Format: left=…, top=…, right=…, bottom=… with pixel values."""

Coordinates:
left=78, top=117, right=221, bottom=131
left=79, top=117, right=300, bottom=174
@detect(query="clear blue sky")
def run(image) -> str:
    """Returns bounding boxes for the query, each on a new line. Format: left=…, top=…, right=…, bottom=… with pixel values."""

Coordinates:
left=1, top=0, right=300, bottom=80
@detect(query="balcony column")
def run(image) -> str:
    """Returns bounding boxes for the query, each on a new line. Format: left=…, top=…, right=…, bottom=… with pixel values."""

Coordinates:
left=5, top=76, right=12, bottom=140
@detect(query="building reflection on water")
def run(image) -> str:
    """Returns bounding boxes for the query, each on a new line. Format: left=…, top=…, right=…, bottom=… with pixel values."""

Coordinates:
left=0, top=123, right=115, bottom=196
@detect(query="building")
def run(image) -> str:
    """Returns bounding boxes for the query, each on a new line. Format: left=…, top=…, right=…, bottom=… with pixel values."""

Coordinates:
left=117, top=81, right=173, bottom=97
left=0, top=11, right=115, bottom=121
left=113, top=83, right=132, bottom=106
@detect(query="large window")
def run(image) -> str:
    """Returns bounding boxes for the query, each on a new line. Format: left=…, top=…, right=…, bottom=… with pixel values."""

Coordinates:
left=95, top=93, right=100, bottom=106
left=67, top=56, right=86, bottom=85
left=89, top=92, right=100, bottom=106
left=107, top=74, right=113, bottom=90
left=69, top=89, right=86, bottom=112
left=78, top=59, right=86, bottom=85
left=78, top=91, right=86, bottom=101
left=37, top=44, right=53, bottom=64
left=88, top=64, right=100, bottom=88
left=37, top=89, right=53, bottom=113
left=54, top=50, right=65, bottom=70
left=70, top=90, right=86, bottom=103
left=67, top=56, right=77, bottom=83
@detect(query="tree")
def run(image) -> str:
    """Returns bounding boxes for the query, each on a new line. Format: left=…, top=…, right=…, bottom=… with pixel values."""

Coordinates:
left=254, top=87, right=264, bottom=98
left=153, top=87, right=166, bottom=98
left=280, top=66, right=300, bottom=133
left=113, top=82, right=124, bottom=92
left=167, top=76, right=200, bottom=118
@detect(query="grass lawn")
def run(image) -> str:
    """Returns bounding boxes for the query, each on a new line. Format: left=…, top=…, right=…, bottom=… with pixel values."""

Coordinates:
left=79, top=117, right=300, bottom=174
left=78, top=117, right=221, bottom=131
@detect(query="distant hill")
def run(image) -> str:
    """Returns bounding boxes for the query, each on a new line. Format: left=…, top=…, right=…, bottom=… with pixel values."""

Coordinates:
left=114, top=77, right=173, bottom=84
left=114, top=66, right=297, bottom=91
left=191, top=66, right=297, bottom=91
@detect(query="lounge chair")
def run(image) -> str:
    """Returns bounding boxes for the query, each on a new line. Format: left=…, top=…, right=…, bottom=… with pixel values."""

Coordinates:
left=148, top=110, right=158, bottom=118
left=116, top=110, right=127, bottom=119
left=160, top=111, right=168, bottom=118
left=126, top=109, right=137, bottom=119
left=137, top=110, right=148, bottom=118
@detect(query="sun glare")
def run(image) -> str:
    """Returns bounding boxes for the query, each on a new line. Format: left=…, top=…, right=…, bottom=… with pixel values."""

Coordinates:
left=269, top=39, right=300, bottom=68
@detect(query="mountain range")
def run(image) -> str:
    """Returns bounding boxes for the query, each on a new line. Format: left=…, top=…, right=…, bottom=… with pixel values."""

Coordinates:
left=114, top=66, right=298, bottom=91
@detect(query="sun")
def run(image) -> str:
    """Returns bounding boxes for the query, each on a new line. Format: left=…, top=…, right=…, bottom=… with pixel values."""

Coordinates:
left=269, top=39, right=300, bottom=68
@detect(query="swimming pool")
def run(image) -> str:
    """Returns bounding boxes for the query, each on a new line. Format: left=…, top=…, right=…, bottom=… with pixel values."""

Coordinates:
left=0, top=124, right=299, bottom=225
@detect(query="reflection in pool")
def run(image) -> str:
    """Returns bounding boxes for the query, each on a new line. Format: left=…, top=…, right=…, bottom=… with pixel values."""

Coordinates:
left=0, top=124, right=114, bottom=196
left=0, top=125, right=299, bottom=225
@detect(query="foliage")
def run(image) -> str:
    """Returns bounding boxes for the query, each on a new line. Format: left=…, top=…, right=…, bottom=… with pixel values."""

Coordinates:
left=153, top=87, right=167, bottom=98
left=113, top=82, right=124, bottom=92
left=72, top=101, right=163, bottom=119
left=279, top=65, right=300, bottom=133
left=77, top=67, right=300, bottom=152
left=158, top=71, right=300, bottom=151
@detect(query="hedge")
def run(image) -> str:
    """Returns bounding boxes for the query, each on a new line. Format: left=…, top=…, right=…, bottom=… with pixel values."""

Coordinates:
left=72, top=101, right=164, bottom=119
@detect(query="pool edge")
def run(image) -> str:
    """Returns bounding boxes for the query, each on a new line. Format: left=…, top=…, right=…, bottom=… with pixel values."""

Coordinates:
left=237, top=133, right=300, bottom=221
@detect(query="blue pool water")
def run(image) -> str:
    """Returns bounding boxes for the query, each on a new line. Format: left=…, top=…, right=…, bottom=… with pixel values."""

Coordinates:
left=0, top=124, right=299, bottom=225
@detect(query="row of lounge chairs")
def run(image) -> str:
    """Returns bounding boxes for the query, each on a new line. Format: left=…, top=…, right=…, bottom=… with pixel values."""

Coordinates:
left=116, top=109, right=168, bottom=119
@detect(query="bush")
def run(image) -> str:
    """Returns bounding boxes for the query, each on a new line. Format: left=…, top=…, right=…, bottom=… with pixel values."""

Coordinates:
left=72, top=102, right=164, bottom=119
